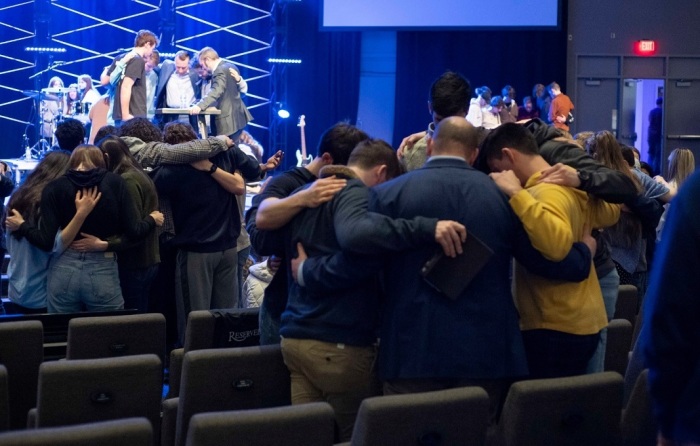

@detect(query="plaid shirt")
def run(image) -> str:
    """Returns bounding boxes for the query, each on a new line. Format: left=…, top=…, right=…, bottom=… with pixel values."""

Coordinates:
left=129, top=136, right=230, bottom=241
left=131, top=136, right=228, bottom=170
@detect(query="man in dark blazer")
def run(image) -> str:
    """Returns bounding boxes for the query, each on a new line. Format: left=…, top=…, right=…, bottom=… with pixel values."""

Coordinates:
left=190, top=46, right=253, bottom=139
left=295, top=117, right=595, bottom=422
left=154, top=50, right=199, bottom=129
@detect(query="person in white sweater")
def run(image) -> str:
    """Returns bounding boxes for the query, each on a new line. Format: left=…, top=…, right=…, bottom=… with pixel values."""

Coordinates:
left=243, top=256, right=280, bottom=308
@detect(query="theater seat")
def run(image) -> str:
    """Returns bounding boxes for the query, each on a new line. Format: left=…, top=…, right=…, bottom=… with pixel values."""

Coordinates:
left=349, top=386, right=490, bottom=446
left=66, top=313, right=166, bottom=365
left=0, top=417, right=152, bottom=446
left=621, top=369, right=656, bottom=446
left=32, top=354, right=162, bottom=438
left=0, top=365, right=8, bottom=432
left=0, top=320, right=43, bottom=430
left=185, top=403, right=335, bottom=446
left=170, top=345, right=290, bottom=446
left=604, top=319, right=633, bottom=376
left=498, top=372, right=623, bottom=446
left=183, top=308, right=260, bottom=351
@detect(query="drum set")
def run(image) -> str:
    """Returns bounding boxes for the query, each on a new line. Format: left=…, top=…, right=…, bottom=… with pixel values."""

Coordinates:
left=20, top=86, right=91, bottom=158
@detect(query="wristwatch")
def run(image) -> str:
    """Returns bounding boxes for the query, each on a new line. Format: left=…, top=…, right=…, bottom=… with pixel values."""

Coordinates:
left=576, top=169, right=590, bottom=187
left=208, top=164, right=218, bottom=175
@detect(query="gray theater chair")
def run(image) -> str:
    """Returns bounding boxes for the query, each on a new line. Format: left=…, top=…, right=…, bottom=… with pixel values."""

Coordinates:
left=0, top=417, right=152, bottom=446
left=621, top=369, right=656, bottom=446
left=161, top=398, right=179, bottom=446
left=0, top=365, right=8, bottom=432
left=169, top=344, right=290, bottom=446
left=32, top=354, right=162, bottom=436
left=0, top=320, right=43, bottom=430
left=605, top=319, right=634, bottom=376
left=185, top=402, right=335, bottom=446
left=350, top=386, right=490, bottom=446
left=183, top=308, right=260, bottom=352
left=166, top=348, right=184, bottom=399
left=167, top=309, right=260, bottom=401
left=66, top=313, right=166, bottom=365
left=498, top=371, right=624, bottom=446
left=614, top=285, right=639, bottom=326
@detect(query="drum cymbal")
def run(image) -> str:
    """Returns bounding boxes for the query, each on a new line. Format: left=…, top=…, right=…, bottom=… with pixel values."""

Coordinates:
left=22, top=90, right=58, bottom=101
left=42, top=87, right=70, bottom=94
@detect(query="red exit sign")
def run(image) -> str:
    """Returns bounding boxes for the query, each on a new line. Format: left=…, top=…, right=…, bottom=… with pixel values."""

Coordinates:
left=635, top=40, right=657, bottom=56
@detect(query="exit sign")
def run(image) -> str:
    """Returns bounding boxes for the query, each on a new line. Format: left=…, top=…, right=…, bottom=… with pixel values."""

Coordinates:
left=635, top=40, right=657, bottom=56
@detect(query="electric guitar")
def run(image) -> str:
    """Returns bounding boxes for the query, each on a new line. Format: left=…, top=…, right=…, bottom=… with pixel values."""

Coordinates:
left=296, top=115, right=312, bottom=167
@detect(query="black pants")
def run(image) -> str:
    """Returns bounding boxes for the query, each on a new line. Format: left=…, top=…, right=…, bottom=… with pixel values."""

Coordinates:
left=522, top=329, right=600, bottom=379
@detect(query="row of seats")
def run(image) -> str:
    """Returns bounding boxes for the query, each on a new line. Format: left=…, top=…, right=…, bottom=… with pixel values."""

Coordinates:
left=0, top=285, right=651, bottom=445
left=0, top=359, right=655, bottom=446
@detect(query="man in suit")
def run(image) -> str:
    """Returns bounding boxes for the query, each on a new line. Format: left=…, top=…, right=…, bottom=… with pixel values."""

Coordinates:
left=189, top=46, right=253, bottom=139
left=294, top=117, right=596, bottom=423
left=280, top=139, right=466, bottom=441
left=191, top=55, right=216, bottom=136
left=155, top=50, right=199, bottom=129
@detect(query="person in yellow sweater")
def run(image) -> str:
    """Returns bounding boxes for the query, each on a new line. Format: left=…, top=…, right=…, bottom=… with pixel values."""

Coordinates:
left=482, top=123, right=620, bottom=378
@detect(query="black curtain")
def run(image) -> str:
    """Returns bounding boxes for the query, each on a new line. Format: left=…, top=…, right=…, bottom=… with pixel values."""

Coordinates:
left=282, top=1, right=361, bottom=160
left=393, top=26, right=568, bottom=145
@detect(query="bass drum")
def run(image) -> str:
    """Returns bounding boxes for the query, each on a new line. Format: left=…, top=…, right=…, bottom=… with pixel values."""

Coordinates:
left=71, top=102, right=91, bottom=116
left=72, top=102, right=92, bottom=125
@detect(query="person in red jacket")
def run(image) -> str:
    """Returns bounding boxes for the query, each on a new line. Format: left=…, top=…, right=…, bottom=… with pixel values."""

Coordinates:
left=548, top=82, right=574, bottom=135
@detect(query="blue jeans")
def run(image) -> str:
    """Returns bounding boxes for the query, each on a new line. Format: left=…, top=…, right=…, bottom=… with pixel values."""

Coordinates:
left=587, top=268, right=620, bottom=373
left=48, top=250, right=123, bottom=313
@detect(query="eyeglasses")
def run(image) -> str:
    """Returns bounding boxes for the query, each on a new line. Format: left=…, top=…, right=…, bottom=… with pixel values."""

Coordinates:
left=427, top=122, right=436, bottom=139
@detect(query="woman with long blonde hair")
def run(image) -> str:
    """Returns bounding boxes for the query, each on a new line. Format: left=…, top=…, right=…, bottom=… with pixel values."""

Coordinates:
left=656, top=148, right=696, bottom=241
left=665, top=148, right=695, bottom=193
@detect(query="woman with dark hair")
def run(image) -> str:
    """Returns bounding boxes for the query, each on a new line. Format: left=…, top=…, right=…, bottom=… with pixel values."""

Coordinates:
left=69, top=136, right=161, bottom=312
left=64, top=84, right=80, bottom=117
left=41, top=77, right=66, bottom=140
left=7, top=145, right=163, bottom=313
left=586, top=131, right=667, bottom=298
left=5, top=152, right=100, bottom=313
left=163, top=121, right=198, bottom=145
left=77, top=74, right=100, bottom=106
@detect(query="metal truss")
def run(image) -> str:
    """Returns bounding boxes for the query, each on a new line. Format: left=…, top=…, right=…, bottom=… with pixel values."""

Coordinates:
left=174, top=0, right=272, bottom=130
left=0, top=1, right=37, bottom=126
left=0, top=0, right=272, bottom=143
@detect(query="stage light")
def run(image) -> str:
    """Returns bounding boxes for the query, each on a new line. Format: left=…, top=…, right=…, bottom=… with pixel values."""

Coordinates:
left=268, top=58, right=302, bottom=64
left=275, top=102, right=290, bottom=119
left=24, top=47, right=67, bottom=53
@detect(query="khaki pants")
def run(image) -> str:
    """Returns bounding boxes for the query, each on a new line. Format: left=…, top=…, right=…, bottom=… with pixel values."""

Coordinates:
left=280, top=337, right=379, bottom=441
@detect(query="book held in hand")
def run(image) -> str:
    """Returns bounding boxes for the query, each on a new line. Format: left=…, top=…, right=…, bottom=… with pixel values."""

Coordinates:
left=420, top=233, right=494, bottom=300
